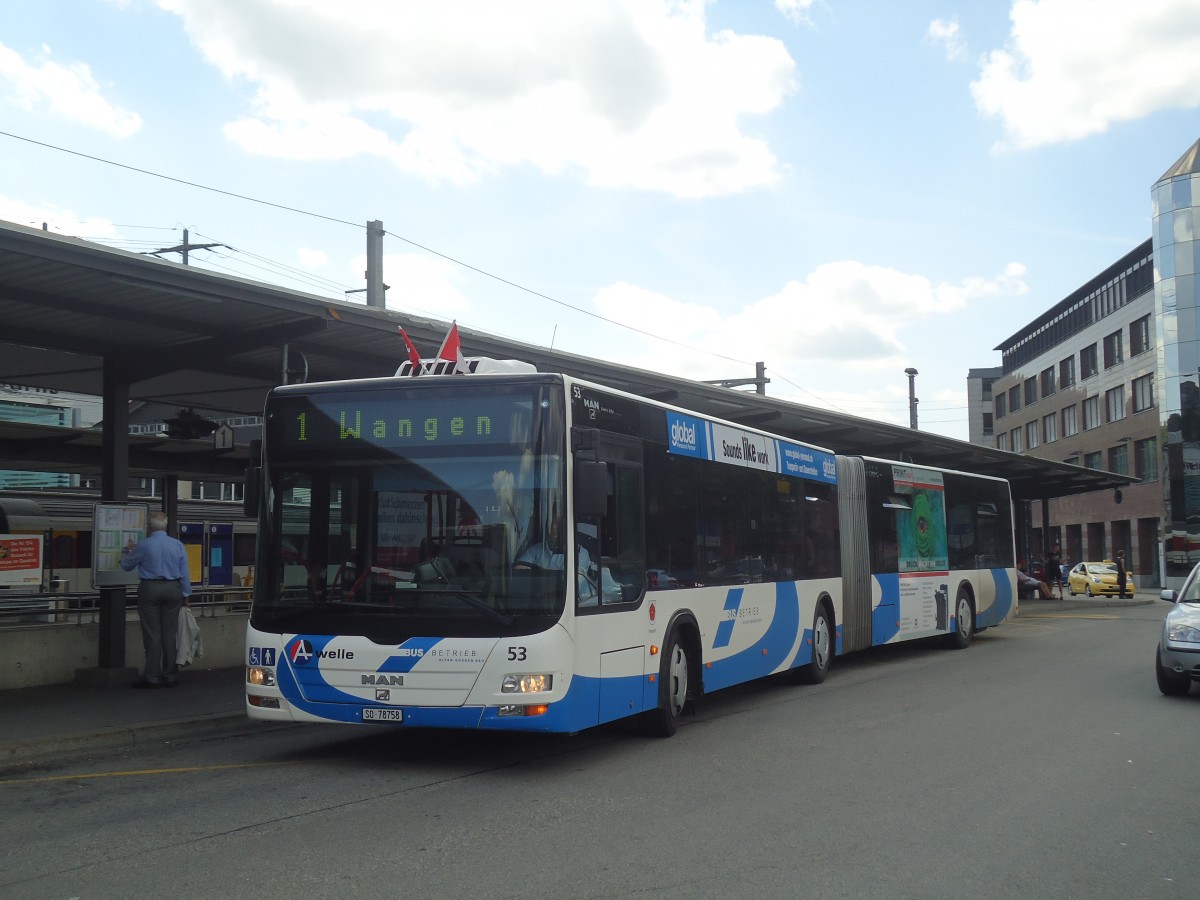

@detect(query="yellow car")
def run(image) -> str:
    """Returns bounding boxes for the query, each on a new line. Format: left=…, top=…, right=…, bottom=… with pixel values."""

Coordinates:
left=1066, top=561, right=1136, bottom=597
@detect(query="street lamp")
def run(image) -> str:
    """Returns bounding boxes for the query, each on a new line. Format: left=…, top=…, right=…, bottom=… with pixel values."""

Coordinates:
left=904, top=367, right=919, bottom=429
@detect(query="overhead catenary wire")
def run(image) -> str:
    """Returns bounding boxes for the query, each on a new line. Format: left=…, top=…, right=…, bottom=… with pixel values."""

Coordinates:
left=0, top=129, right=963, bottom=421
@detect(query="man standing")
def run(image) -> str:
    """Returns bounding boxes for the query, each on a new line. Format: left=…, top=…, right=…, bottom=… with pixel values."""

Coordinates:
left=1115, top=550, right=1130, bottom=599
left=120, top=511, right=191, bottom=688
left=1045, top=543, right=1063, bottom=600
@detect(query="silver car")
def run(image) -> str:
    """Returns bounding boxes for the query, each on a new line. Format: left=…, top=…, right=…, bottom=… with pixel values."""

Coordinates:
left=1156, top=571, right=1200, bottom=697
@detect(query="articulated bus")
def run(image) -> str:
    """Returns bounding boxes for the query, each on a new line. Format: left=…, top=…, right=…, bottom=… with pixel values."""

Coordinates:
left=244, top=361, right=1016, bottom=736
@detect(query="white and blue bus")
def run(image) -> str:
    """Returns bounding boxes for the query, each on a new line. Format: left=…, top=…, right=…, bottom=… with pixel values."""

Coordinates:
left=244, top=361, right=1016, bottom=736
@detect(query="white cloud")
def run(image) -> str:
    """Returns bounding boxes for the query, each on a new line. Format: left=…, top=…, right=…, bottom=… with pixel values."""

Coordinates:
left=588, top=261, right=1028, bottom=392
left=296, top=247, right=328, bottom=268
left=972, top=0, right=1200, bottom=149
left=0, top=196, right=119, bottom=239
left=776, top=0, right=818, bottom=27
left=158, top=0, right=795, bottom=197
left=928, top=17, right=967, bottom=63
left=348, top=252, right=472, bottom=318
left=0, top=42, right=141, bottom=137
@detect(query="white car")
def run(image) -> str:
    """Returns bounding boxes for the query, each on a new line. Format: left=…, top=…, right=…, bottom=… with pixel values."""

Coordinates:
left=1155, top=566, right=1200, bottom=696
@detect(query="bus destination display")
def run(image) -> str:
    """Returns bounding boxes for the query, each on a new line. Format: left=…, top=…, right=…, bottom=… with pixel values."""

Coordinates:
left=272, top=393, right=533, bottom=453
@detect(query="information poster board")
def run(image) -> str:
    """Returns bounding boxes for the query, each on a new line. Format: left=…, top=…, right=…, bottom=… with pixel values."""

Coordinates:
left=0, top=534, right=43, bottom=587
left=92, top=502, right=148, bottom=589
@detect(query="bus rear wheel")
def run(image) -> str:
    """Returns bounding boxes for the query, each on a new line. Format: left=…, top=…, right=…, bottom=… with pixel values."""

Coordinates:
left=945, top=589, right=974, bottom=650
left=643, top=632, right=690, bottom=737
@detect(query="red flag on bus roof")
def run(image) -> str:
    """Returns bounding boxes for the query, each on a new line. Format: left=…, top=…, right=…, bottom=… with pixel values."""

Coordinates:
left=435, top=321, right=468, bottom=374
left=397, top=326, right=422, bottom=374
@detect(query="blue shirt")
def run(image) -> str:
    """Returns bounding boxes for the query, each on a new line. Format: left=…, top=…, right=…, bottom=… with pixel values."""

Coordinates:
left=120, top=530, right=192, bottom=598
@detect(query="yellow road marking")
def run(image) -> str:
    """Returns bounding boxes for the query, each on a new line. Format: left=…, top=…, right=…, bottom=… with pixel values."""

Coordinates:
left=1019, top=613, right=1118, bottom=620
left=0, top=761, right=297, bottom=786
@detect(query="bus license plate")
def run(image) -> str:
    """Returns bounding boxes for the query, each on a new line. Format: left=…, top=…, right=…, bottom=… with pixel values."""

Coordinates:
left=362, top=708, right=403, bottom=723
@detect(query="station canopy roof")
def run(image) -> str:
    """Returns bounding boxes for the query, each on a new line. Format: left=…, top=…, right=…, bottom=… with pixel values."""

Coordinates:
left=0, top=219, right=1131, bottom=500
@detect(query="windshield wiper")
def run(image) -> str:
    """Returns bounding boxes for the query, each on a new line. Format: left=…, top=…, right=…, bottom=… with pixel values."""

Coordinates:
left=422, top=588, right=514, bottom=626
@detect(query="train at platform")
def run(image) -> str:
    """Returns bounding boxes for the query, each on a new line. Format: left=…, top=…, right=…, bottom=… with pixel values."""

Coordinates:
left=0, top=491, right=257, bottom=594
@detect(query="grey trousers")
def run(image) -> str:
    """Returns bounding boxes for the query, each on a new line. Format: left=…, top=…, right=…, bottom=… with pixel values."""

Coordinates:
left=137, top=580, right=184, bottom=683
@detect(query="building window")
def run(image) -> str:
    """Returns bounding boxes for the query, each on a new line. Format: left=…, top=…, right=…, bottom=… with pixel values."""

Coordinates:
left=1134, top=437, right=1158, bottom=482
left=1081, top=344, right=1098, bottom=379
left=1132, top=373, right=1154, bottom=412
left=981, top=378, right=995, bottom=401
left=997, top=432, right=1009, bottom=451
left=1083, top=451, right=1102, bottom=470
left=1008, top=385, right=1022, bottom=413
left=1083, top=396, right=1101, bottom=430
left=1103, top=330, right=1124, bottom=368
left=1043, top=413, right=1058, bottom=444
left=1040, top=367, right=1056, bottom=398
left=982, top=412, right=994, bottom=436
left=1108, top=444, right=1129, bottom=476
left=1026, top=421, right=1039, bottom=450
left=995, top=393, right=1007, bottom=418
left=1059, top=356, right=1076, bottom=389
left=1024, top=377, right=1037, bottom=406
left=1105, top=385, right=1126, bottom=423
left=1011, top=427, right=1024, bottom=453
left=1130, top=315, right=1151, bottom=357
left=1062, top=404, right=1079, bottom=437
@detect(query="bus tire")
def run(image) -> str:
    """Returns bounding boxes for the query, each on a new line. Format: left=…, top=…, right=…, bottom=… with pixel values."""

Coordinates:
left=945, top=588, right=974, bottom=650
left=794, top=603, right=832, bottom=684
left=644, top=631, right=690, bottom=738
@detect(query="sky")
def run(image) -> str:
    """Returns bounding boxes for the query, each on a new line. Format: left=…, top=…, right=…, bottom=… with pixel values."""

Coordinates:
left=2, top=0, right=1199, bottom=442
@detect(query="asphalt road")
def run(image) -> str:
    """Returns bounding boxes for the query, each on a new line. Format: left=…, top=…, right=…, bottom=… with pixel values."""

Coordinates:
left=2, top=603, right=1198, bottom=899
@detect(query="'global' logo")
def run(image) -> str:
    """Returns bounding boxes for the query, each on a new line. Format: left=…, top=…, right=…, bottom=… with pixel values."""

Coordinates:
left=670, top=418, right=698, bottom=451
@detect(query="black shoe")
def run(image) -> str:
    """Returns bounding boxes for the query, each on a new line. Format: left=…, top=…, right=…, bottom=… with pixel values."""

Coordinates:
left=130, top=679, right=161, bottom=689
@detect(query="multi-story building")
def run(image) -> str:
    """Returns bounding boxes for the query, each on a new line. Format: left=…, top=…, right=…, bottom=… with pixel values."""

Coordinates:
left=987, top=136, right=1200, bottom=588
left=966, top=367, right=1001, bottom=445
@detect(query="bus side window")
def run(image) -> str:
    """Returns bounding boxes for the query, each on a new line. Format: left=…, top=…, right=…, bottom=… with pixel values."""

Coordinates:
left=590, top=463, right=645, bottom=605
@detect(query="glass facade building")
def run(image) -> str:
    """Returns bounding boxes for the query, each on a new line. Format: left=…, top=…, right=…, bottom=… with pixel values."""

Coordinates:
left=1154, top=138, right=1200, bottom=580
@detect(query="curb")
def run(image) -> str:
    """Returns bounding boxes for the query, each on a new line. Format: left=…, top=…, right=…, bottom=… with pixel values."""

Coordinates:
left=1018, top=596, right=1154, bottom=615
left=0, top=711, right=285, bottom=773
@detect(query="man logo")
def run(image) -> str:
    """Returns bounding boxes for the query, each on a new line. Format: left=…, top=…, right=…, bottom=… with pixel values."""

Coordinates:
left=375, top=689, right=390, bottom=701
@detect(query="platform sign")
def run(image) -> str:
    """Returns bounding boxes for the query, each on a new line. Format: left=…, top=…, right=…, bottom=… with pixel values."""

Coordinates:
left=179, top=523, right=205, bottom=586
left=0, top=534, right=43, bottom=587
left=208, top=523, right=234, bottom=586
left=92, top=502, right=147, bottom=588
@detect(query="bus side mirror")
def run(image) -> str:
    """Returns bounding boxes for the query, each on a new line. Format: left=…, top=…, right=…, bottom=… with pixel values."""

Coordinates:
left=575, top=460, right=608, bottom=519
left=244, top=466, right=261, bottom=519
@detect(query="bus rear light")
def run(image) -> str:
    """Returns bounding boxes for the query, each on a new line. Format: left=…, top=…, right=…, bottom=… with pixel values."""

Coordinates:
left=248, top=694, right=280, bottom=709
left=247, top=666, right=276, bottom=687
left=650, top=645, right=659, bottom=656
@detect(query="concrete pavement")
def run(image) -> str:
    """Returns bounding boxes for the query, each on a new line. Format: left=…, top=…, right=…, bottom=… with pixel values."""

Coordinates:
left=0, top=665, right=259, bottom=772
left=0, top=590, right=1160, bottom=772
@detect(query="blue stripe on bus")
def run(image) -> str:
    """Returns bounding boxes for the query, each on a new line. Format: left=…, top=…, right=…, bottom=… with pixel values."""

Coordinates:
left=978, top=567, right=1014, bottom=627
left=711, top=587, right=745, bottom=648
left=378, top=637, right=444, bottom=673
left=705, top=581, right=800, bottom=692
left=873, top=572, right=901, bottom=645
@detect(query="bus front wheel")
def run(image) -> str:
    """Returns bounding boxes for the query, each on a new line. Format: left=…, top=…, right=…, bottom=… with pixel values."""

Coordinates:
left=644, top=632, right=690, bottom=738
left=793, top=604, right=832, bottom=684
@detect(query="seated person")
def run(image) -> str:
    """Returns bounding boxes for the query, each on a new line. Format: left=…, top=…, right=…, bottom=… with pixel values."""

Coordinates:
left=516, top=526, right=622, bottom=606
left=1017, top=563, right=1055, bottom=600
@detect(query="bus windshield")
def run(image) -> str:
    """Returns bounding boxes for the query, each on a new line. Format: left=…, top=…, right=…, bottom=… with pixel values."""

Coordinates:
left=252, top=379, right=566, bottom=640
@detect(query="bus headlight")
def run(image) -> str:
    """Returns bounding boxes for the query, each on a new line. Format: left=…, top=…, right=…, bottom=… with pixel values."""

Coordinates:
left=501, top=673, right=553, bottom=693
left=247, top=666, right=276, bottom=687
